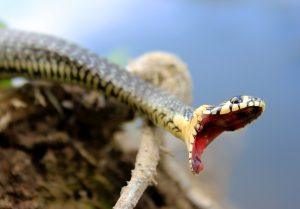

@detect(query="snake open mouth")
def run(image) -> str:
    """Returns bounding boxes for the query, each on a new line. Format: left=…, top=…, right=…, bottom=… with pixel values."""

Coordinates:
left=191, top=96, right=265, bottom=174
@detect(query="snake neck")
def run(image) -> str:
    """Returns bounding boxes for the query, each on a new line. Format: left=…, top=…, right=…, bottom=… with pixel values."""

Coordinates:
left=177, top=106, right=207, bottom=145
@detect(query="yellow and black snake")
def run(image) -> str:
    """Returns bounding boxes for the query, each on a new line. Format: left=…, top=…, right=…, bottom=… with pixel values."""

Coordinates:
left=0, top=29, right=265, bottom=174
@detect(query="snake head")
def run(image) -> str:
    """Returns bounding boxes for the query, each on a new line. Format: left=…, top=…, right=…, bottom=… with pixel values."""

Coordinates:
left=188, top=95, right=265, bottom=174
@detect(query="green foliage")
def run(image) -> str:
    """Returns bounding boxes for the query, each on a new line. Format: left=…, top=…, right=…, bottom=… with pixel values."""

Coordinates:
left=0, top=21, right=6, bottom=28
left=0, top=79, right=12, bottom=89
left=107, top=48, right=131, bottom=67
left=0, top=21, right=12, bottom=88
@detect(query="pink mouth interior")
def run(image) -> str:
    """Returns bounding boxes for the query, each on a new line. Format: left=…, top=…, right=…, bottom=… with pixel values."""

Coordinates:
left=191, top=106, right=263, bottom=174
left=191, top=116, right=223, bottom=173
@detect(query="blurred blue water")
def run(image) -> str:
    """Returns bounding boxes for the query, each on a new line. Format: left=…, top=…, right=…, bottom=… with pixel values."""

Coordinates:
left=1, top=0, right=299, bottom=208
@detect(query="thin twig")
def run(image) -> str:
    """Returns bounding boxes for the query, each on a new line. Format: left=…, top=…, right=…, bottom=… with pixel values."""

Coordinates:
left=114, top=52, right=192, bottom=209
left=113, top=125, right=161, bottom=209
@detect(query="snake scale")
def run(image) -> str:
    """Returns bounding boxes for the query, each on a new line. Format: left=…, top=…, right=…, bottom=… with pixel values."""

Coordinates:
left=0, top=29, right=265, bottom=173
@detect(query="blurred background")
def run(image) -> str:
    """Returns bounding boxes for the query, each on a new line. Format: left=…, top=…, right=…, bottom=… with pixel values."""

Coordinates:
left=0, top=0, right=298, bottom=208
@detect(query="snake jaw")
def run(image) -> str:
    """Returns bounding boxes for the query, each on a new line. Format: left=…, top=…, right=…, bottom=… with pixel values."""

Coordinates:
left=187, top=105, right=208, bottom=174
left=188, top=95, right=265, bottom=174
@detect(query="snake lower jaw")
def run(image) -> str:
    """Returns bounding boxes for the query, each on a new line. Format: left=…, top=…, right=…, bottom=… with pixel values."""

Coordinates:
left=185, top=105, right=210, bottom=174
left=187, top=116, right=224, bottom=174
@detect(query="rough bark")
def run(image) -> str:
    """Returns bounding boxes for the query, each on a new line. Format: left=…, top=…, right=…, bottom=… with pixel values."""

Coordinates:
left=0, top=83, right=201, bottom=209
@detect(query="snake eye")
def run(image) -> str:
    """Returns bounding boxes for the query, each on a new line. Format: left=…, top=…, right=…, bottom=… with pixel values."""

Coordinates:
left=230, top=96, right=242, bottom=104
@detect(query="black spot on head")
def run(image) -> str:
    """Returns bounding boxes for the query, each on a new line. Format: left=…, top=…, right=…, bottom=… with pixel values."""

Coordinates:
left=230, top=96, right=243, bottom=104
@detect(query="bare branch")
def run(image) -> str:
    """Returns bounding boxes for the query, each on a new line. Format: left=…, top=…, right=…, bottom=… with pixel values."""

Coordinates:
left=113, top=125, right=162, bottom=209
left=114, top=52, right=192, bottom=209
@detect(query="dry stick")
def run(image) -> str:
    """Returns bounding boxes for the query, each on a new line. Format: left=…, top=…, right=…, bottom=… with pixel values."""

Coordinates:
left=113, top=125, right=161, bottom=209
left=114, top=52, right=192, bottom=209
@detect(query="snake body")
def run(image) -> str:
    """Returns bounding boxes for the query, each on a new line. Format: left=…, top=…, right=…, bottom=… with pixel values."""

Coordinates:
left=0, top=29, right=265, bottom=173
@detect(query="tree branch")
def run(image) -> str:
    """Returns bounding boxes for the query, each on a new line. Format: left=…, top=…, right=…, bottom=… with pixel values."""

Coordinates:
left=113, top=125, right=161, bottom=209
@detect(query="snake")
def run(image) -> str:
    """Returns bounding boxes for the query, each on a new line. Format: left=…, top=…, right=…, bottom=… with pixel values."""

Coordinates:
left=0, top=29, right=265, bottom=174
